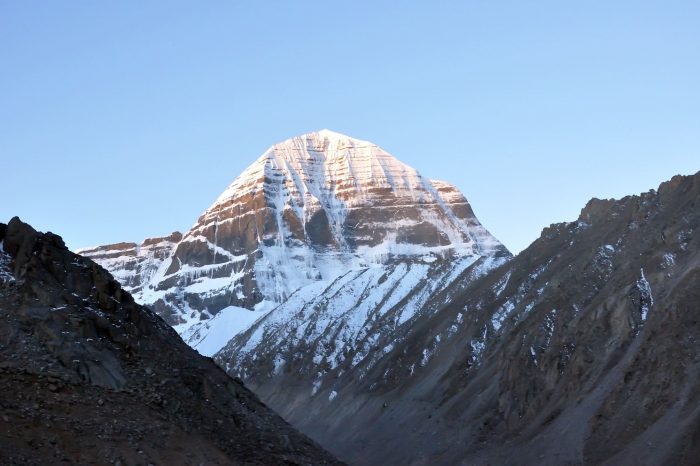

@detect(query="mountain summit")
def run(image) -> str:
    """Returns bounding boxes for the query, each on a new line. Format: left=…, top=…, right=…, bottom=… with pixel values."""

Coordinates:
left=81, top=131, right=509, bottom=354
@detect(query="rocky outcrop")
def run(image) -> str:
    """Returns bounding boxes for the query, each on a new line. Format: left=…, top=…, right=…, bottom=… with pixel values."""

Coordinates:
left=77, top=231, right=181, bottom=298
left=216, top=171, right=700, bottom=465
left=0, top=217, right=339, bottom=465
left=82, top=130, right=509, bottom=354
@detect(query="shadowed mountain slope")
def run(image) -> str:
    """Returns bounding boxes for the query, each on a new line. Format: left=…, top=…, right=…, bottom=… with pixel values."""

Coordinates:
left=218, top=171, right=700, bottom=465
left=0, top=217, right=340, bottom=465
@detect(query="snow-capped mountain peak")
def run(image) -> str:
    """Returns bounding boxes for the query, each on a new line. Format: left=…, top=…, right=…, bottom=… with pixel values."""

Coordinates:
left=82, top=130, right=510, bottom=355
left=213, top=129, right=421, bottom=208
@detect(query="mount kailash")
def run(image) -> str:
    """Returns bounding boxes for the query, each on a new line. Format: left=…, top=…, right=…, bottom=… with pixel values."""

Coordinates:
left=81, top=129, right=510, bottom=357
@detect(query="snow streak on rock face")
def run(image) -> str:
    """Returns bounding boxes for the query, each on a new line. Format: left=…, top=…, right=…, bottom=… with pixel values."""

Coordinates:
left=0, top=241, right=15, bottom=284
left=636, top=268, right=653, bottom=322
left=80, top=130, right=510, bottom=354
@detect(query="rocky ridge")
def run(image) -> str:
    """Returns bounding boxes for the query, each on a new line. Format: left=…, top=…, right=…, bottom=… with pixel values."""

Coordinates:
left=0, top=217, right=340, bottom=465
left=217, top=171, right=700, bottom=465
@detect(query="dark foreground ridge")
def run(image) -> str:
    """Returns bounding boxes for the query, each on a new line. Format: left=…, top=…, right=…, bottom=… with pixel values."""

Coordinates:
left=0, top=217, right=340, bottom=465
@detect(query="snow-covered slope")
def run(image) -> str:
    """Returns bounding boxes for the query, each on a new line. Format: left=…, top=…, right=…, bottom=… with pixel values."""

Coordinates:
left=81, top=130, right=510, bottom=355
left=178, top=305, right=270, bottom=357
left=218, top=254, right=504, bottom=382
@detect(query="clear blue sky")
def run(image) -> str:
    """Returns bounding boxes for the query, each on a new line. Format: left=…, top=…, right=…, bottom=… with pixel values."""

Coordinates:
left=1, top=1, right=698, bottom=254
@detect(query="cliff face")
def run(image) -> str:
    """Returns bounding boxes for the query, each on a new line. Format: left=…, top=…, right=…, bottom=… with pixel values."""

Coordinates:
left=0, top=217, right=339, bottom=465
left=217, top=172, right=700, bottom=465
left=82, top=130, right=509, bottom=355
left=77, top=232, right=182, bottom=295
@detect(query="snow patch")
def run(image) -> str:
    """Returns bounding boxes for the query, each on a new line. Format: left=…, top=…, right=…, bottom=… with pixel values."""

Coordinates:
left=662, top=253, right=676, bottom=268
left=0, top=243, right=14, bottom=284
left=494, top=271, right=511, bottom=297
left=530, top=346, right=538, bottom=366
left=178, top=306, right=270, bottom=357
left=491, top=300, right=515, bottom=331
left=312, top=378, right=322, bottom=396
left=636, top=268, right=653, bottom=322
